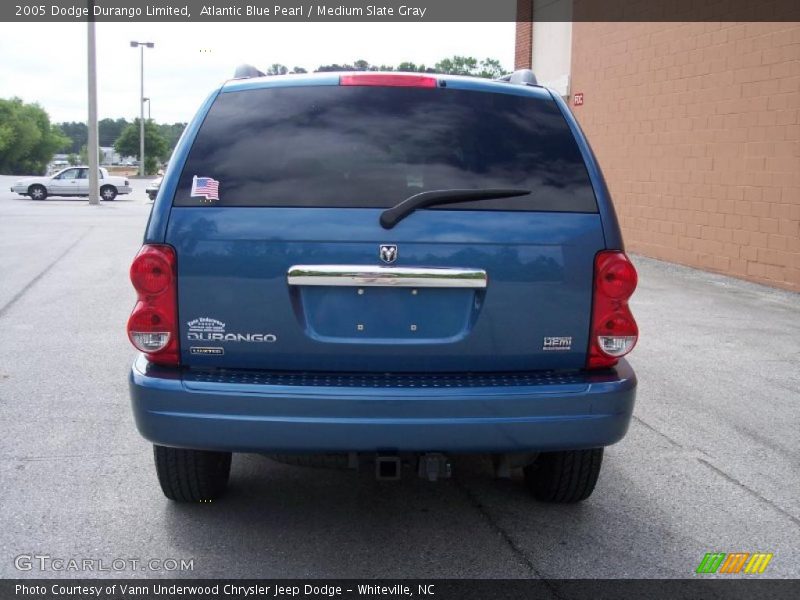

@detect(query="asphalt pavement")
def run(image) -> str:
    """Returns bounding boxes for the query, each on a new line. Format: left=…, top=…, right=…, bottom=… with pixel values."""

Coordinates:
left=0, top=174, right=798, bottom=579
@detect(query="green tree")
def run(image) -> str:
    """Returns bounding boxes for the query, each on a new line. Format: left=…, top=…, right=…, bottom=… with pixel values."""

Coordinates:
left=477, top=58, right=506, bottom=79
left=311, top=57, right=505, bottom=77
left=67, top=153, right=79, bottom=166
left=114, top=118, right=169, bottom=175
left=431, top=56, right=507, bottom=78
left=290, top=66, right=307, bottom=74
left=0, top=97, right=69, bottom=175
left=155, top=122, right=186, bottom=154
left=315, top=63, right=353, bottom=72
left=98, top=117, right=129, bottom=147
left=144, top=156, right=159, bottom=174
left=266, top=63, right=288, bottom=76
left=58, top=121, right=88, bottom=154
left=434, top=55, right=479, bottom=76
left=397, top=61, right=422, bottom=72
left=314, top=61, right=393, bottom=72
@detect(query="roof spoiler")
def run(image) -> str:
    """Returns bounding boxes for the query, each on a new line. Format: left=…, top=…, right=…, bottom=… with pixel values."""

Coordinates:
left=233, top=64, right=265, bottom=79
left=495, top=69, right=538, bottom=86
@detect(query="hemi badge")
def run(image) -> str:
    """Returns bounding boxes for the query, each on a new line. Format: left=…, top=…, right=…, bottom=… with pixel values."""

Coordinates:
left=543, top=336, right=572, bottom=351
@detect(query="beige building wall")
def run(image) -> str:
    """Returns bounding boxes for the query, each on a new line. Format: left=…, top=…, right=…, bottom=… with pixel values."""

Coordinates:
left=569, top=22, right=800, bottom=291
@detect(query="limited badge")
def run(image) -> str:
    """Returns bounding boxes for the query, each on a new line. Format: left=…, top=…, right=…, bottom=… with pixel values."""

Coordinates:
left=191, top=175, right=220, bottom=202
left=190, top=347, right=224, bottom=356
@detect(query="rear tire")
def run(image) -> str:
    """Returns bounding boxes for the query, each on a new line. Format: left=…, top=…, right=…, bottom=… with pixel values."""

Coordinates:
left=153, top=445, right=231, bottom=502
left=29, top=184, right=47, bottom=200
left=523, top=448, right=603, bottom=503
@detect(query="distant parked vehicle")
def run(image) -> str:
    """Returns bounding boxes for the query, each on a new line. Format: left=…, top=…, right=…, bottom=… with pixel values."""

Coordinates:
left=146, top=176, right=162, bottom=201
left=10, top=167, right=132, bottom=201
left=48, top=160, right=69, bottom=174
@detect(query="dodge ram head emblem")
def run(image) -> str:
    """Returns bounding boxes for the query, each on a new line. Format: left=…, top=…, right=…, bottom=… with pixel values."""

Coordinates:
left=379, top=244, right=398, bottom=264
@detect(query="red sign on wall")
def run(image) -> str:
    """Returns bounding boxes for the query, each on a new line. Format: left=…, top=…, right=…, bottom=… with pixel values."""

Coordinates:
left=573, top=92, right=584, bottom=106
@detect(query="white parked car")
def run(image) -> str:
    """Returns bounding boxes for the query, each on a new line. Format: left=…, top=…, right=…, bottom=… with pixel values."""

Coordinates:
left=10, top=166, right=132, bottom=201
left=145, top=176, right=162, bottom=201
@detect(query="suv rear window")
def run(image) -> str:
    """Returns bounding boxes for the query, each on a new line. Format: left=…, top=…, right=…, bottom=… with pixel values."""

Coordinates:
left=174, top=85, right=597, bottom=212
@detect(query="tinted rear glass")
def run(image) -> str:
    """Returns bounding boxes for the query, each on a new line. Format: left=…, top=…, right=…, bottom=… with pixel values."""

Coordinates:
left=174, top=85, right=597, bottom=212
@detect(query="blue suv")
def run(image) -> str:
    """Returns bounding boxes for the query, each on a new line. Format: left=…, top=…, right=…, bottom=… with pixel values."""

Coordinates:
left=127, top=68, right=638, bottom=503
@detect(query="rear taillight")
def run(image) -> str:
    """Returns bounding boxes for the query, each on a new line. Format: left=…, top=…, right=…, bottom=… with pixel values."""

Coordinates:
left=127, top=244, right=179, bottom=366
left=587, top=251, right=638, bottom=369
left=339, top=73, right=438, bottom=88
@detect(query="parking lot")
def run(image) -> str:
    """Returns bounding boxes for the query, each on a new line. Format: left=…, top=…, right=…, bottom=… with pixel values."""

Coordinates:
left=0, top=174, right=798, bottom=579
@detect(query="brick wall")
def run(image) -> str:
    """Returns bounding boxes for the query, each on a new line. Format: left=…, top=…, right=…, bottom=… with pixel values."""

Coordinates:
left=570, top=22, right=800, bottom=291
left=514, top=0, right=533, bottom=69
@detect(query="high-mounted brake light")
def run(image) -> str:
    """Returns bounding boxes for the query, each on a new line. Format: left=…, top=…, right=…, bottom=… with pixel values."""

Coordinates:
left=587, top=251, right=638, bottom=370
left=339, top=74, right=438, bottom=88
left=127, top=244, right=179, bottom=366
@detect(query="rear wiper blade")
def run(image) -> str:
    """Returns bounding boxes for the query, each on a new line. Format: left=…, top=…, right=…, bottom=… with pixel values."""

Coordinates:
left=379, top=188, right=531, bottom=229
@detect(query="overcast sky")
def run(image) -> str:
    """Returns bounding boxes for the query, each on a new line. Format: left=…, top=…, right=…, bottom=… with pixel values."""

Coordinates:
left=0, top=22, right=515, bottom=124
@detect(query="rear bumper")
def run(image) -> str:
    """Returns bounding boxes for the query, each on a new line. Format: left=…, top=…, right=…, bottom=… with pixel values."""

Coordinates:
left=129, top=355, right=637, bottom=453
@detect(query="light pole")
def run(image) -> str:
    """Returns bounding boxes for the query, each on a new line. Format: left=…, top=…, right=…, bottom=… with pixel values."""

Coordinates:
left=143, top=97, right=151, bottom=121
left=130, top=41, right=154, bottom=176
left=87, top=2, right=99, bottom=205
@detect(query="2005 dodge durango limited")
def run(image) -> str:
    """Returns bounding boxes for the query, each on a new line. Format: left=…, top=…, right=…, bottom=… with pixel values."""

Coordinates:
left=127, top=68, right=639, bottom=503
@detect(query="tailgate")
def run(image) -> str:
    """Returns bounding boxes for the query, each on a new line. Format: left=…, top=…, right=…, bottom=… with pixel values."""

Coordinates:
left=168, top=207, right=603, bottom=372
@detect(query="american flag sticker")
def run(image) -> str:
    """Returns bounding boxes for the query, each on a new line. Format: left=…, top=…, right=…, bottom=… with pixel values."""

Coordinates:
left=190, top=175, right=220, bottom=202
